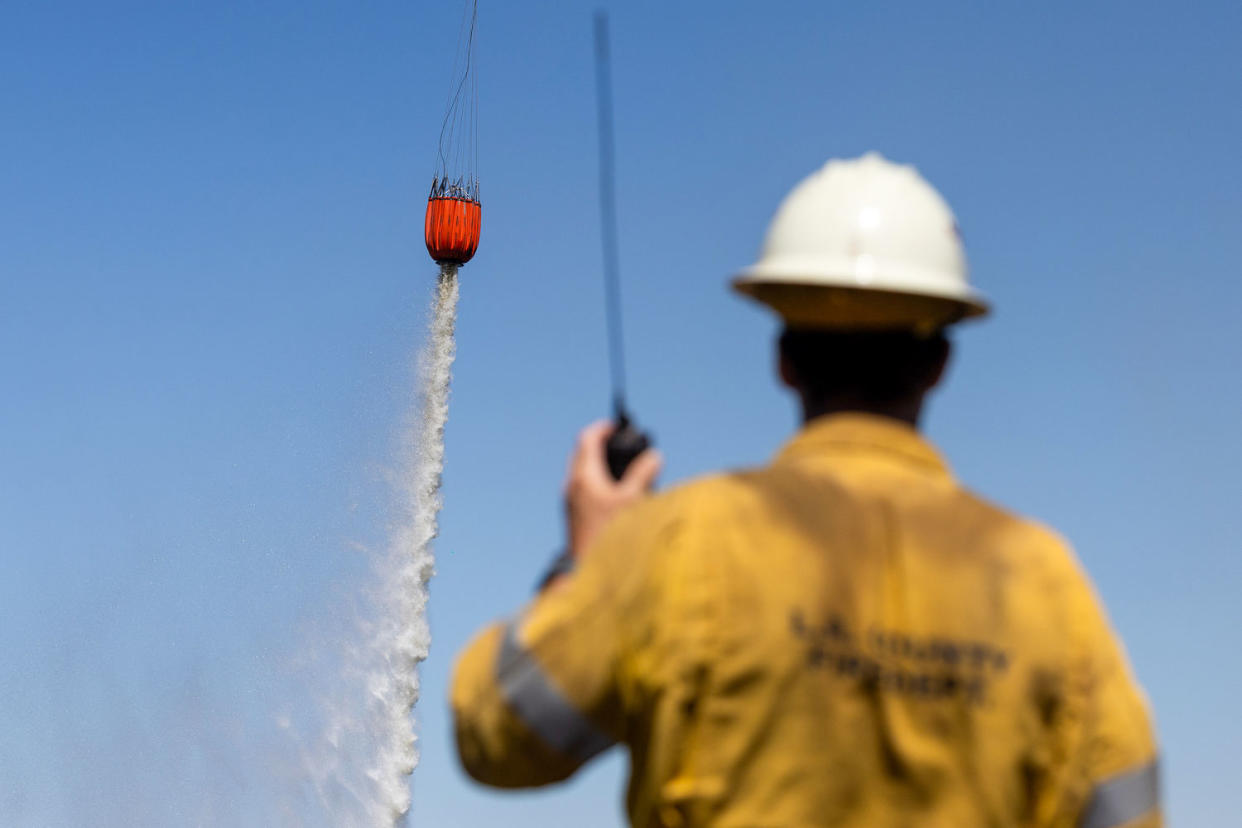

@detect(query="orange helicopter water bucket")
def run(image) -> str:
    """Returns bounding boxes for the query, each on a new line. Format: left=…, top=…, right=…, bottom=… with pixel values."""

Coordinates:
left=425, top=195, right=482, bottom=266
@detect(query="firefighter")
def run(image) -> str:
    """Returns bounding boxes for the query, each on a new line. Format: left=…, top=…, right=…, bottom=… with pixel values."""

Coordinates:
left=451, top=153, right=1161, bottom=827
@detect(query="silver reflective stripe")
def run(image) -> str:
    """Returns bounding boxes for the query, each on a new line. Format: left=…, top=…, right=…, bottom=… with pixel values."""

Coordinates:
left=495, top=622, right=615, bottom=762
left=1082, top=760, right=1160, bottom=828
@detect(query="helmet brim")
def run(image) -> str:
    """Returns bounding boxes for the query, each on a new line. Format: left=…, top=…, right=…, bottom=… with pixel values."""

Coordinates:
left=732, top=276, right=990, bottom=332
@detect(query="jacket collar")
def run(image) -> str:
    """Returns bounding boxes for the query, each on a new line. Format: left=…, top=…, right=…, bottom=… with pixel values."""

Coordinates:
left=774, top=413, right=952, bottom=479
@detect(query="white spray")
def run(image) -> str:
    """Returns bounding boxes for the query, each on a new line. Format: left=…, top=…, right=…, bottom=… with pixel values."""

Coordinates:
left=38, top=270, right=466, bottom=828
left=366, top=265, right=459, bottom=824
left=249, top=267, right=461, bottom=826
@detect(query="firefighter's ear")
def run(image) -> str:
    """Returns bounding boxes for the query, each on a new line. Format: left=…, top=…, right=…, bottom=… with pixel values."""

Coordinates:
left=924, top=335, right=952, bottom=392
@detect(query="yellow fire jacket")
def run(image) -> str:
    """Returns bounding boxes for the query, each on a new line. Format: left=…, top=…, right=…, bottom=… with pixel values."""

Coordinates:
left=452, top=414, right=1161, bottom=827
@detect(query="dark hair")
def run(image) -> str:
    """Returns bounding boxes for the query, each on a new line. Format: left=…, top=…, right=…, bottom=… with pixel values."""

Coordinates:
left=779, top=328, right=950, bottom=404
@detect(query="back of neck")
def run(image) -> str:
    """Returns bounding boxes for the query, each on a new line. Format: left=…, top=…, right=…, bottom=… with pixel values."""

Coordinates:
left=801, top=396, right=924, bottom=429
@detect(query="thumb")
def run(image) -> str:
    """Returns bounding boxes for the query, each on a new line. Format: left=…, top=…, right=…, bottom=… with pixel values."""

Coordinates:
left=619, top=448, right=663, bottom=496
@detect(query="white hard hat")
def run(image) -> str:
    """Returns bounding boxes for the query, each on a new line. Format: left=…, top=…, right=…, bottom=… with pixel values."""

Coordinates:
left=733, top=152, right=989, bottom=330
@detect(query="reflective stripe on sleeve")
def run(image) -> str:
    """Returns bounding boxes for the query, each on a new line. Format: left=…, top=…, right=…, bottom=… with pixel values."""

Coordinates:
left=495, top=622, right=615, bottom=763
left=1081, top=760, right=1160, bottom=828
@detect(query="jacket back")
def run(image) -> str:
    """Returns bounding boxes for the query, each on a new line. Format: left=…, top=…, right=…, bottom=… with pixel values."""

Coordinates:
left=451, top=415, right=1160, bottom=827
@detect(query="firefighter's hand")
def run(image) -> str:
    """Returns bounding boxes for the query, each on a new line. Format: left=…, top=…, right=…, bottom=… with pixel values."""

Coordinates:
left=564, top=421, right=662, bottom=559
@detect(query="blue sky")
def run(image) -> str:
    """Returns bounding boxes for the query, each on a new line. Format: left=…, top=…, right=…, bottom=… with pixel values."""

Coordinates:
left=2, top=0, right=1239, bottom=824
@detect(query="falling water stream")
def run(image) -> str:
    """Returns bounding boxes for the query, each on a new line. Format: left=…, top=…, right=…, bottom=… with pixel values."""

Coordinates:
left=363, top=266, right=459, bottom=824
left=252, top=267, right=462, bottom=827
left=19, top=250, right=468, bottom=826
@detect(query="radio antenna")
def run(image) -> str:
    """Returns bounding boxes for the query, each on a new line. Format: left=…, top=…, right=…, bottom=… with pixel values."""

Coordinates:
left=594, top=10, right=630, bottom=424
left=591, top=10, right=652, bottom=481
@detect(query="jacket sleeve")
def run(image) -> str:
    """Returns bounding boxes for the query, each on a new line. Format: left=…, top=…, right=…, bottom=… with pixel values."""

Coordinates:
left=450, top=499, right=666, bottom=788
left=1067, top=570, right=1162, bottom=828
